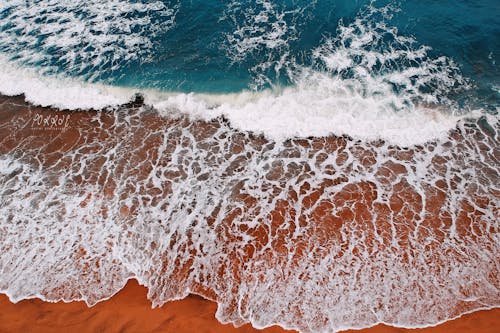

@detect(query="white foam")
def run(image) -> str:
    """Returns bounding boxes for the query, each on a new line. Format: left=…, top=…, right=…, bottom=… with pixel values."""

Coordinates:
left=1, top=2, right=484, bottom=146
left=222, top=0, right=299, bottom=60
left=0, top=53, right=477, bottom=147
left=221, top=0, right=312, bottom=88
left=0, top=2, right=499, bottom=332
left=0, top=55, right=132, bottom=109
left=0, top=107, right=498, bottom=331
left=0, top=0, right=177, bottom=79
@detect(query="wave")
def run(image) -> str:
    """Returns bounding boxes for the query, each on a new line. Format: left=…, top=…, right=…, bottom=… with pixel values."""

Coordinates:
left=0, top=1, right=498, bottom=332
left=0, top=53, right=472, bottom=146
left=0, top=0, right=178, bottom=80
left=0, top=97, right=498, bottom=332
left=0, top=3, right=492, bottom=146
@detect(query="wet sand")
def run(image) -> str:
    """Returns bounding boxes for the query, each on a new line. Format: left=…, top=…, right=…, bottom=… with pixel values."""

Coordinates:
left=0, top=94, right=498, bottom=332
left=0, top=280, right=498, bottom=333
left=0, top=279, right=291, bottom=333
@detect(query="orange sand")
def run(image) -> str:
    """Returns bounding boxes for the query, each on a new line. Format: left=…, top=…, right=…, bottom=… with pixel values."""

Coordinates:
left=0, top=281, right=498, bottom=333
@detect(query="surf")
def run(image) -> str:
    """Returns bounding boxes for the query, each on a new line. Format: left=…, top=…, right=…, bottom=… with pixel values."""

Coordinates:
left=0, top=1, right=498, bottom=332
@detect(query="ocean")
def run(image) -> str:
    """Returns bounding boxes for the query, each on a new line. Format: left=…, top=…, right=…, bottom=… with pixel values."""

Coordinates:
left=0, top=1, right=498, bottom=332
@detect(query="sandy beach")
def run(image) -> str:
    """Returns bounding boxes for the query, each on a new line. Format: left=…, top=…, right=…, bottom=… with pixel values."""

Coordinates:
left=0, top=279, right=498, bottom=333
left=0, top=94, right=498, bottom=332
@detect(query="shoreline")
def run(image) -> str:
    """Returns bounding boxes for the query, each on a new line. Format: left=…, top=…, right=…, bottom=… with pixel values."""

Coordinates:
left=0, top=94, right=498, bottom=332
left=0, top=279, right=499, bottom=333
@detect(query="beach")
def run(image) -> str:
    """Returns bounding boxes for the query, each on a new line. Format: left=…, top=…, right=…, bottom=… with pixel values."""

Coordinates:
left=1, top=1, right=499, bottom=332
left=0, top=279, right=499, bottom=333
left=0, top=94, right=498, bottom=332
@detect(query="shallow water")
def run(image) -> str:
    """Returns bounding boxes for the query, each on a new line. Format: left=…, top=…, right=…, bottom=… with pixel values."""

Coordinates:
left=0, top=95, right=498, bottom=332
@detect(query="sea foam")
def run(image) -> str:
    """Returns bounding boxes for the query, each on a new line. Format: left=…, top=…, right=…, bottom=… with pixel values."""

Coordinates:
left=0, top=0, right=178, bottom=80
left=0, top=2, right=498, bottom=332
left=0, top=53, right=479, bottom=147
left=0, top=102, right=498, bottom=332
left=0, top=3, right=486, bottom=146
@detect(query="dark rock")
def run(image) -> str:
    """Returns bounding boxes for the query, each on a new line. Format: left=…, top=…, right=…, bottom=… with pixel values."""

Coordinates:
left=128, top=93, right=145, bottom=108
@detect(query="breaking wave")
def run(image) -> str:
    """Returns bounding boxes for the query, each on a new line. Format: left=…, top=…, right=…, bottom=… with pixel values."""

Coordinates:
left=0, top=3, right=487, bottom=146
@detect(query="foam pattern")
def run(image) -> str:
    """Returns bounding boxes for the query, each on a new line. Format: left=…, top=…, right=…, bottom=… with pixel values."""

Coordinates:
left=0, top=99, right=498, bottom=332
left=0, top=1, right=498, bottom=332
left=221, top=0, right=313, bottom=88
left=309, top=4, right=470, bottom=111
left=0, top=3, right=477, bottom=146
left=0, top=0, right=177, bottom=80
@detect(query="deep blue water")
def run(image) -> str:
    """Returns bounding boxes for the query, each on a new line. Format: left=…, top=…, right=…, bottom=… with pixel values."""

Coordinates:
left=0, top=0, right=498, bottom=110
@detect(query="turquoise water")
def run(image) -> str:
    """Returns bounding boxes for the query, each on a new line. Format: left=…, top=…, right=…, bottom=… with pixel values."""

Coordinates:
left=0, top=0, right=498, bottom=110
